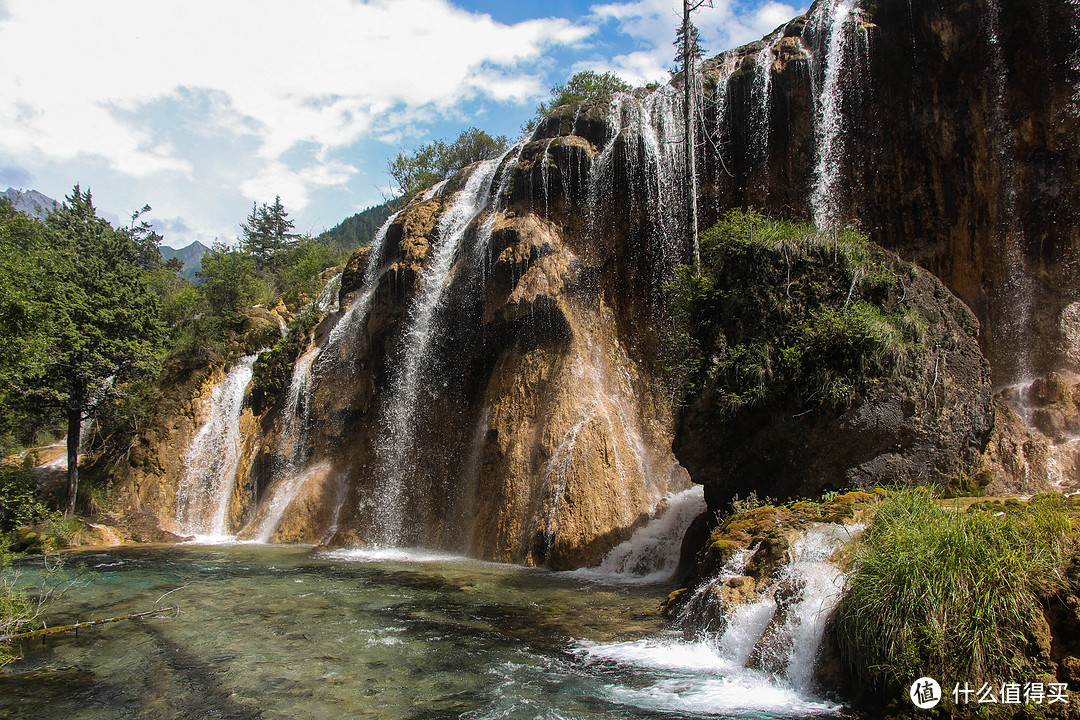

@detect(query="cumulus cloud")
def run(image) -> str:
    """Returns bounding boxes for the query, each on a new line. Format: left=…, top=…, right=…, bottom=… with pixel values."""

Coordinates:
left=587, top=0, right=803, bottom=84
left=0, top=0, right=592, bottom=209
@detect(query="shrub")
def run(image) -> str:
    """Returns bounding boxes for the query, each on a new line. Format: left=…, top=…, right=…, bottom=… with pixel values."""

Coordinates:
left=832, top=490, right=1074, bottom=694
left=666, top=209, right=925, bottom=416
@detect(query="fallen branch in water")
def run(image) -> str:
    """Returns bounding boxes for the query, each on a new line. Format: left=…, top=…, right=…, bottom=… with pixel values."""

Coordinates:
left=0, top=605, right=180, bottom=643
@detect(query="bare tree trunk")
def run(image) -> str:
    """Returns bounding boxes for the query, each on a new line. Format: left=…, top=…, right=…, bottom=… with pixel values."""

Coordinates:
left=65, top=405, right=81, bottom=517
left=683, top=0, right=702, bottom=277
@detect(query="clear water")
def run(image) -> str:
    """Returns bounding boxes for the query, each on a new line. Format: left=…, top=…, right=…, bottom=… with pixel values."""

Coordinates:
left=1, top=545, right=847, bottom=719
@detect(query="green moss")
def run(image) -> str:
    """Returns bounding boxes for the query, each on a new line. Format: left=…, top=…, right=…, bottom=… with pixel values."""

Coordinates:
left=249, top=309, right=319, bottom=415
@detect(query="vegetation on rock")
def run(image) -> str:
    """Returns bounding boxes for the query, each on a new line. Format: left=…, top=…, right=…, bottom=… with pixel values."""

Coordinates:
left=668, top=209, right=925, bottom=415
left=831, top=490, right=1078, bottom=704
left=389, top=127, right=508, bottom=197
left=523, top=70, right=632, bottom=133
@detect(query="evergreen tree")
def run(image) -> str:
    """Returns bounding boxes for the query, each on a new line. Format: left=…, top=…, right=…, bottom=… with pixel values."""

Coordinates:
left=241, top=195, right=300, bottom=271
left=41, top=186, right=166, bottom=515
left=0, top=200, right=62, bottom=453
left=676, top=0, right=713, bottom=277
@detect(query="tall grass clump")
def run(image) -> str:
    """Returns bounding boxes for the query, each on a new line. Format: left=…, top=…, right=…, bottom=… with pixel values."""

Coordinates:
left=833, top=490, right=1074, bottom=693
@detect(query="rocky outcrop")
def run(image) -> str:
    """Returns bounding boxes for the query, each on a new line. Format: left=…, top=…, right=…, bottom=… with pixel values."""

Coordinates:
left=671, top=219, right=994, bottom=507
left=700, top=0, right=1080, bottom=389
left=107, top=0, right=1080, bottom=570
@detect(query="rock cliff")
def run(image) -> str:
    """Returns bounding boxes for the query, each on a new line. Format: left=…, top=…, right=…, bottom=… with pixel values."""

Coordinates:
left=109, top=0, right=1080, bottom=567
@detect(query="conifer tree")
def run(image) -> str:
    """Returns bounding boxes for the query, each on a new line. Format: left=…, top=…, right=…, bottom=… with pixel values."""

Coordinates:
left=676, top=0, right=712, bottom=277
left=41, top=186, right=165, bottom=515
left=241, top=195, right=299, bottom=271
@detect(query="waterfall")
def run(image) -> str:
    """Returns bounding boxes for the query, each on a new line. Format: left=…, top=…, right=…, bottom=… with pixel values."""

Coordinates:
left=706, top=52, right=739, bottom=201
left=750, top=32, right=783, bottom=195
left=323, top=209, right=403, bottom=354
left=574, top=523, right=855, bottom=716
left=251, top=462, right=331, bottom=542
left=575, top=485, right=706, bottom=583
left=373, top=156, right=503, bottom=546
left=588, top=86, right=688, bottom=281
left=316, top=272, right=343, bottom=313
left=527, top=331, right=664, bottom=563
left=805, top=0, right=863, bottom=230
left=472, top=140, right=526, bottom=265
left=677, top=523, right=858, bottom=683
left=176, top=354, right=258, bottom=538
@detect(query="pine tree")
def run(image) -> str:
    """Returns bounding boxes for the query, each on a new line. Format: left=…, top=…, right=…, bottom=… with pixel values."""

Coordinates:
left=676, top=0, right=712, bottom=277
left=241, top=195, right=299, bottom=271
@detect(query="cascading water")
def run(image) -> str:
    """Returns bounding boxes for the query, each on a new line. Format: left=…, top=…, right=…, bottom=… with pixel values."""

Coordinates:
left=250, top=207, right=415, bottom=542
left=372, top=156, right=503, bottom=546
left=323, top=210, right=403, bottom=355
left=175, top=354, right=258, bottom=538
left=750, top=32, right=783, bottom=194
left=316, top=272, right=343, bottom=313
left=573, top=523, right=857, bottom=716
left=705, top=52, right=740, bottom=199
left=575, top=485, right=706, bottom=583
left=242, top=345, right=322, bottom=541
left=588, top=86, right=688, bottom=281
left=805, top=0, right=863, bottom=230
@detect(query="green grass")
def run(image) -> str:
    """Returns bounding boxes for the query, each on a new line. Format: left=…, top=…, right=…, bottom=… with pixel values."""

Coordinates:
left=832, top=490, right=1074, bottom=693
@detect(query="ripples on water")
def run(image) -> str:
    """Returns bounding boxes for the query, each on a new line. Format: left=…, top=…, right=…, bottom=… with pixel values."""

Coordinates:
left=0, top=545, right=846, bottom=719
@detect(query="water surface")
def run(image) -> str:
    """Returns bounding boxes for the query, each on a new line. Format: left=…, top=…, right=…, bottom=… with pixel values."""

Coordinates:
left=0, top=544, right=842, bottom=719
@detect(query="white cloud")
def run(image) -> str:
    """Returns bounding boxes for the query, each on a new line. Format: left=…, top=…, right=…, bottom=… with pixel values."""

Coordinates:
left=0, top=0, right=592, bottom=206
left=587, top=0, right=804, bottom=84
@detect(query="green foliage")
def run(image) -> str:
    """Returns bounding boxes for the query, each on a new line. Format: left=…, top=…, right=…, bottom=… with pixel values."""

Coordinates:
left=0, top=201, right=64, bottom=454
left=1, top=186, right=169, bottom=514
left=833, top=491, right=1075, bottom=694
left=389, top=127, right=508, bottom=197
left=196, top=243, right=263, bottom=318
left=241, top=195, right=300, bottom=272
left=316, top=200, right=397, bottom=252
left=250, top=309, right=320, bottom=415
left=0, top=463, right=49, bottom=531
left=274, top=238, right=347, bottom=311
left=524, top=71, right=632, bottom=133
left=667, top=210, right=922, bottom=418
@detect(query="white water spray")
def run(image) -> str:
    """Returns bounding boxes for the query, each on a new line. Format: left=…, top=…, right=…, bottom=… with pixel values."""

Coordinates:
left=807, top=0, right=857, bottom=230
left=374, top=157, right=503, bottom=546
left=176, top=354, right=258, bottom=538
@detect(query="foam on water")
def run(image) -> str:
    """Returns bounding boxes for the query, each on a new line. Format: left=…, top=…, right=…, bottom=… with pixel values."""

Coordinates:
left=575, top=637, right=843, bottom=717
left=572, top=485, right=706, bottom=584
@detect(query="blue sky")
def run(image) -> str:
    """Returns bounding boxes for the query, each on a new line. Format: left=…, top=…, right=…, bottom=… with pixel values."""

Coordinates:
left=0, top=0, right=806, bottom=248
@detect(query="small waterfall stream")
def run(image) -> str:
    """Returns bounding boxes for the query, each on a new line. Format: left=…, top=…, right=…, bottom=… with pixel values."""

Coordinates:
left=569, top=516, right=855, bottom=716
left=175, top=354, right=258, bottom=538
left=806, top=0, right=859, bottom=230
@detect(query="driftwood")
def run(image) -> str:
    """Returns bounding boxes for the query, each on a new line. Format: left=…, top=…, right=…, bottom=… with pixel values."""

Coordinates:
left=0, top=605, right=180, bottom=644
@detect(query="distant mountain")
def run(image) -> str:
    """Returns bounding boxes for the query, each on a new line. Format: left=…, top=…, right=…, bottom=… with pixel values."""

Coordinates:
left=2, top=187, right=59, bottom=220
left=160, top=240, right=209, bottom=283
left=316, top=199, right=398, bottom=251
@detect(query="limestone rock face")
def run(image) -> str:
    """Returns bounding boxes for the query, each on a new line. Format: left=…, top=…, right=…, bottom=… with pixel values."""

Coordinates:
left=109, top=0, right=1080, bottom=566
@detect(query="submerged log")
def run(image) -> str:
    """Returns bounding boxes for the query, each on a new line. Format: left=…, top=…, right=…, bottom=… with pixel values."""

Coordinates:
left=0, top=605, right=179, bottom=643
